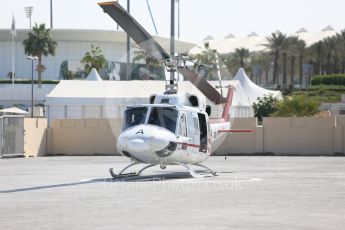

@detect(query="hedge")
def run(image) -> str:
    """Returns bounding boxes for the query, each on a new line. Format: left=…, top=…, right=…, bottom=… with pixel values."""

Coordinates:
left=0, top=80, right=60, bottom=84
left=311, top=74, right=345, bottom=86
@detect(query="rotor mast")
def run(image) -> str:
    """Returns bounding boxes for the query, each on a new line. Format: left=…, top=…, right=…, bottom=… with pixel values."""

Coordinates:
left=165, top=0, right=178, bottom=94
left=170, top=0, right=175, bottom=79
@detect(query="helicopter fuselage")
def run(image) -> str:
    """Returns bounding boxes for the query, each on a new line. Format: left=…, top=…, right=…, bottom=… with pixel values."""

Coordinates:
left=117, top=94, right=211, bottom=166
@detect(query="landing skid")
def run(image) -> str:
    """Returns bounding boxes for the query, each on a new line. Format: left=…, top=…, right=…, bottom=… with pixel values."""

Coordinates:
left=194, top=163, right=219, bottom=176
left=177, top=163, right=219, bottom=178
left=109, top=162, right=157, bottom=179
left=109, top=161, right=218, bottom=179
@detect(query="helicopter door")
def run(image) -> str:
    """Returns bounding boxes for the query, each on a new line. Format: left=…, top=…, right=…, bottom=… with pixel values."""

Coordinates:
left=198, top=113, right=208, bottom=153
left=190, top=113, right=200, bottom=153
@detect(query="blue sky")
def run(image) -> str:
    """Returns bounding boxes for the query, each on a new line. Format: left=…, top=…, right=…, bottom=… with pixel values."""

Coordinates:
left=1, top=0, right=345, bottom=42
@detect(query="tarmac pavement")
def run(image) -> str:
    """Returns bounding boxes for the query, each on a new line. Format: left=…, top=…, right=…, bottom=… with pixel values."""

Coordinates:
left=0, top=156, right=344, bottom=230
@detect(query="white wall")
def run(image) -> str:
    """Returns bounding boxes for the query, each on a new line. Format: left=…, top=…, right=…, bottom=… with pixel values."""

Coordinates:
left=0, top=84, right=56, bottom=107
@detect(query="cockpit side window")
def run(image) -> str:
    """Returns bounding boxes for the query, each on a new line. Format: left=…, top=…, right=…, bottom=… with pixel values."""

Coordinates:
left=123, top=107, right=148, bottom=130
left=148, top=107, right=178, bottom=133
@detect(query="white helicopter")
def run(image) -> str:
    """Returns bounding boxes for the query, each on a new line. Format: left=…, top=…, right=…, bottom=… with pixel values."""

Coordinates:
left=98, top=1, right=253, bottom=178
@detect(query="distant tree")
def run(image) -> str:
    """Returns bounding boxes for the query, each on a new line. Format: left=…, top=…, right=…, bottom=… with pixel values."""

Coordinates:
left=82, top=44, right=107, bottom=75
left=23, top=23, right=57, bottom=87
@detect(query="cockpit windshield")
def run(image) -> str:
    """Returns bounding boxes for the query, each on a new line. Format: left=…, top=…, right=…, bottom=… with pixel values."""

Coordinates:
left=148, top=107, right=178, bottom=133
left=123, top=107, right=148, bottom=130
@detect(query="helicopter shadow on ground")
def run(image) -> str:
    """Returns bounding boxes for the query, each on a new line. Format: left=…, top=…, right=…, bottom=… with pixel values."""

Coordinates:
left=0, top=171, right=233, bottom=194
left=108, top=171, right=195, bottom=182
left=106, top=169, right=234, bottom=182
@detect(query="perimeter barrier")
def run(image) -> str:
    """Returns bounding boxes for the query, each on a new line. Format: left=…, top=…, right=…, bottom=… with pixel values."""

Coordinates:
left=0, top=116, right=25, bottom=157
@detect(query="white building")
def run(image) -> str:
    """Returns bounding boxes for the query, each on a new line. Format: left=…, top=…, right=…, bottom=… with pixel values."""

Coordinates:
left=0, top=29, right=195, bottom=80
left=0, top=29, right=195, bottom=108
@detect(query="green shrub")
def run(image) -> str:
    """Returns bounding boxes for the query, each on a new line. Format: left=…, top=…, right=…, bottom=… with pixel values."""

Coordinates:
left=253, top=94, right=280, bottom=122
left=311, top=74, right=345, bottom=86
left=273, top=95, right=320, bottom=117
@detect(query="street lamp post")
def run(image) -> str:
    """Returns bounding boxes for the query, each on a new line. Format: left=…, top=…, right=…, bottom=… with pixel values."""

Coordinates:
left=24, top=6, right=33, bottom=29
left=25, top=7, right=35, bottom=117
left=26, top=56, right=38, bottom=118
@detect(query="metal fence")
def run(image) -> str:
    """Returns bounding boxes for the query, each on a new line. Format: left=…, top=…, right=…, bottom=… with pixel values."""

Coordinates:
left=0, top=116, right=24, bottom=157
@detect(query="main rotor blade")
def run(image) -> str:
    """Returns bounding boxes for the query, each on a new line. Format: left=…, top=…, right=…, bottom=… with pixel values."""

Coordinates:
left=179, top=68, right=227, bottom=105
left=98, top=1, right=170, bottom=61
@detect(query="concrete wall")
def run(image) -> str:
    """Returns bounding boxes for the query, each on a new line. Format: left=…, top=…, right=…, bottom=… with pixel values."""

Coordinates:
left=215, top=116, right=345, bottom=156
left=44, top=116, right=345, bottom=156
left=47, top=119, right=122, bottom=155
left=24, top=118, right=47, bottom=157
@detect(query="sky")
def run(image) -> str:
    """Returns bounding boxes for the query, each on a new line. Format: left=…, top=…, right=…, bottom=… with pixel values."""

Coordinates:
left=1, top=0, right=345, bottom=43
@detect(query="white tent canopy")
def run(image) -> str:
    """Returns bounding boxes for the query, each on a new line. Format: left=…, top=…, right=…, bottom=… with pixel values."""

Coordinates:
left=215, top=32, right=266, bottom=54
left=304, top=26, right=336, bottom=46
left=189, top=32, right=266, bottom=55
left=189, top=26, right=339, bottom=55
left=233, top=68, right=283, bottom=104
left=0, top=107, right=28, bottom=114
left=45, top=79, right=254, bottom=124
left=85, top=68, right=103, bottom=81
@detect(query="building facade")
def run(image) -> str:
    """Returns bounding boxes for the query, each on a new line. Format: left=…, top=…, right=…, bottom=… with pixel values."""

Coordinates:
left=0, top=29, right=195, bottom=80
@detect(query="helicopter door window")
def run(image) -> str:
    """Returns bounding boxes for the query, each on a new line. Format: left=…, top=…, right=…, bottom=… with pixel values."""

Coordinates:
left=198, top=113, right=207, bottom=153
left=123, top=107, right=148, bottom=130
left=193, top=117, right=199, bottom=136
left=178, top=113, right=187, bottom=137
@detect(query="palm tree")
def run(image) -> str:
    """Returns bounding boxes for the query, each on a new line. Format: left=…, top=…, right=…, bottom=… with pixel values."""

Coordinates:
left=296, top=39, right=306, bottom=87
left=234, top=47, right=250, bottom=68
left=82, top=44, right=107, bottom=76
left=263, top=32, right=289, bottom=87
left=23, top=23, right=57, bottom=87
left=336, top=30, right=345, bottom=73
left=191, top=42, right=218, bottom=80
left=250, top=53, right=271, bottom=85
left=286, top=36, right=306, bottom=89
left=309, top=41, right=325, bottom=75
left=132, top=49, right=162, bottom=79
left=323, top=37, right=338, bottom=74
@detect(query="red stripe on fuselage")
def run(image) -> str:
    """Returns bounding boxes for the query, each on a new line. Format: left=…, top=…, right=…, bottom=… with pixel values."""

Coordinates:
left=176, top=142, right=200, bottom=148
left=219, top=130, right=255, bottom=133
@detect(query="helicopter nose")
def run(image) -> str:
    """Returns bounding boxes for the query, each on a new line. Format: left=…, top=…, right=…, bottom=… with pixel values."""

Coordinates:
left=117, top=125, right=177, bottom=157
left=129, top=138, right=150, bottom=152
left=150, top=135, right=170, bottom=150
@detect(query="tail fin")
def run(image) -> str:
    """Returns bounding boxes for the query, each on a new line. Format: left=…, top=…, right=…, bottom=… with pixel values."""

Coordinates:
left=221, top=86, right=234, bottom=121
